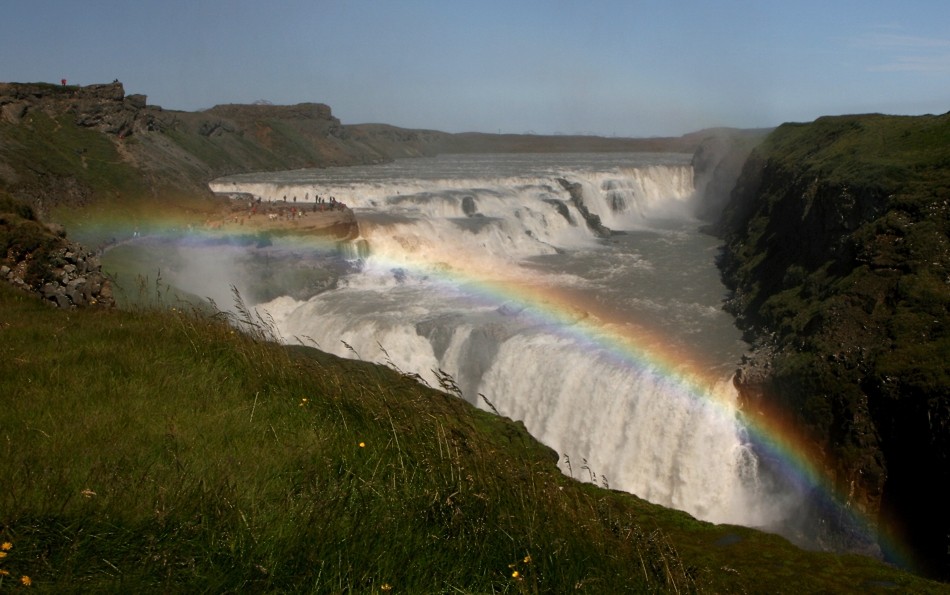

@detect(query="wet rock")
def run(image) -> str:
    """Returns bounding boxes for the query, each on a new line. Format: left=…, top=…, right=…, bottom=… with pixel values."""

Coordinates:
left=461, top=195, right=478, bottom=216
left=556, top=178, right=611, bottom=238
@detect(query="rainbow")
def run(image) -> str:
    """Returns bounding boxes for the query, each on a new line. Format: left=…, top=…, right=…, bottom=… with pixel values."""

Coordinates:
left=91, top=211, right=916, bottom=571
left=374, top=248, right=917, bottom=570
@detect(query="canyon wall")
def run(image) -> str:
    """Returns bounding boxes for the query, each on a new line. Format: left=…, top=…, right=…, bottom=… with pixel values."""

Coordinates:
left=717, top=114, right=950, bottom=578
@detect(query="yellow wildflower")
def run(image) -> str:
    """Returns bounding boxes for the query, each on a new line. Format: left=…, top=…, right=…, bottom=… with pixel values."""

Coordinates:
left=0, top=542, right=11, bottom=551
left=359, top=442, right=366, bottom=448
left=0, top=551, right=6, bottom=559
left=523, top=554, right=532, bottom=564
left=21, top=575, right=32, bottom=586
left=511, top=570, right=519, bottom=578
left=0, top=569, right=9, bottom=576
left=380, top=584, right=392, bottom=592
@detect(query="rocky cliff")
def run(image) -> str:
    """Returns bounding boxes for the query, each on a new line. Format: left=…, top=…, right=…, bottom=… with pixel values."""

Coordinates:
left=717, top=113, right=950, bottom=579
left=0, top=81, right=452, bottom=220
left=0, top=81, right=716, bottom=220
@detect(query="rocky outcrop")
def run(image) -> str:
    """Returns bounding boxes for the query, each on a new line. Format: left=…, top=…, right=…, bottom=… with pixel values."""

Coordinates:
left=717, top=114, right=950, bottom=579
left=1, top=196, right=114, bottom=308
left=556, top=178, right=611, bottom=237
left=0, top=81, right=157, bottom=137
left=0, top=81, right=403, bottom=213
left=33, top=243, right=114, bottom=308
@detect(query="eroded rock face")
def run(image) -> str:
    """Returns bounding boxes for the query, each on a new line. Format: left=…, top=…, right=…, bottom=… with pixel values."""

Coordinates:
left=0, top=81, right=155, bottom=136
left=556, top=178, right=611, bottom=238
left=717, top=114, right=950, bottom=579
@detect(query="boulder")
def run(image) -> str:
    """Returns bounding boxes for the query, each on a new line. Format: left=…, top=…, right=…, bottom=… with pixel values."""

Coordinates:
left=45, top=222, right=67, bottom=238
left=1, top=101, right=27, bottom=123
left=126, top=94, right=147, bottom=109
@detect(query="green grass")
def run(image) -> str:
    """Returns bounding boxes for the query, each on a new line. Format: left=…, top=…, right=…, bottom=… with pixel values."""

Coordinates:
left=0, top=111, right=146, bottom=201
left=1, top=284, right=945, bottom=593
left=0, top=283, right=678, bottom=592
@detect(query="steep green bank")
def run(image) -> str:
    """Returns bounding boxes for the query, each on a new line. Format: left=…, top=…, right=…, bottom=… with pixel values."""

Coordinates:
left=718, top=113, right=950, bottom=579
left=1, top=273, right=944, bottom=592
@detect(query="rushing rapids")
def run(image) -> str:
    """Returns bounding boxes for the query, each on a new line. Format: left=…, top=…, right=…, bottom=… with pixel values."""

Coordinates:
left=209, top=153, right=804, bottom=534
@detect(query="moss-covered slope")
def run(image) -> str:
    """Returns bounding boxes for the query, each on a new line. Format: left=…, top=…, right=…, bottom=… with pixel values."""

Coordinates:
left=0, top=82, right=411, bottom=219
left=718, top=113, right=950, bottom=579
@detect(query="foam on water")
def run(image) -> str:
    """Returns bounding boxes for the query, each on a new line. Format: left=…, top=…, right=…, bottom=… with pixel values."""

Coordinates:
left=205, top=153, right=905, bottom=563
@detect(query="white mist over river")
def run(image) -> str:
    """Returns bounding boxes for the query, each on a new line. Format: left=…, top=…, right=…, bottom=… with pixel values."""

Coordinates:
left=209, top=153, right=802, bottom=533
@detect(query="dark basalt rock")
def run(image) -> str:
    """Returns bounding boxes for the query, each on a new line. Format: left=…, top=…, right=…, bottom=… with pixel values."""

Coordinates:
left=556, top=178, right=610, bottom=238
left=716, top=114, right=950, bottom=579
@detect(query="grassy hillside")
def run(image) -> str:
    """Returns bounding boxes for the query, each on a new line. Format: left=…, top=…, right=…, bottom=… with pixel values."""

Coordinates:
left=1, top=280, right=944, bottom=593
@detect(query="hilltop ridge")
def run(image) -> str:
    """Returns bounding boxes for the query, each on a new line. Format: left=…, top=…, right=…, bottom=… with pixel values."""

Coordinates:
left=0, top=80, right=715, bottom=222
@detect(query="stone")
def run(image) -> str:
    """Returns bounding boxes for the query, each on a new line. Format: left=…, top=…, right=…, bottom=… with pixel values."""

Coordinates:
left=126, top=94, right=147, bottom=109
left=98, top=280, right=114, bottom=304
left=1, top=102, right=27, bottom=123
left=556, top=178, right=611, bottom=238
left=461, top=195, right=478, bottom=217
left=40, top=282, right=59, bottom=297
left=66, top=288, right=84, bottom=306
left=48, top=287, right=71, bottom=309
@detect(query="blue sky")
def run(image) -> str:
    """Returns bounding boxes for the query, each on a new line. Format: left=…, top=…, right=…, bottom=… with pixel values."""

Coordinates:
left=2, top=0, right=949, bottom=136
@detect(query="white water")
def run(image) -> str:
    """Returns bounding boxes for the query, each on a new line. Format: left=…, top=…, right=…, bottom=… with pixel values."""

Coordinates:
left=210, top=153, right=800, bottom=530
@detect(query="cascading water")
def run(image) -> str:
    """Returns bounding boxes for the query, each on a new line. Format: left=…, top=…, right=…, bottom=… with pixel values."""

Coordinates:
left=209, top=153, right=801, bottom=532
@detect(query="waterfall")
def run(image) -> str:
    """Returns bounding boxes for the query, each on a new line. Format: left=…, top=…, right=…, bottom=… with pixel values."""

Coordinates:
left=210, top=153, right=798, bottom=534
